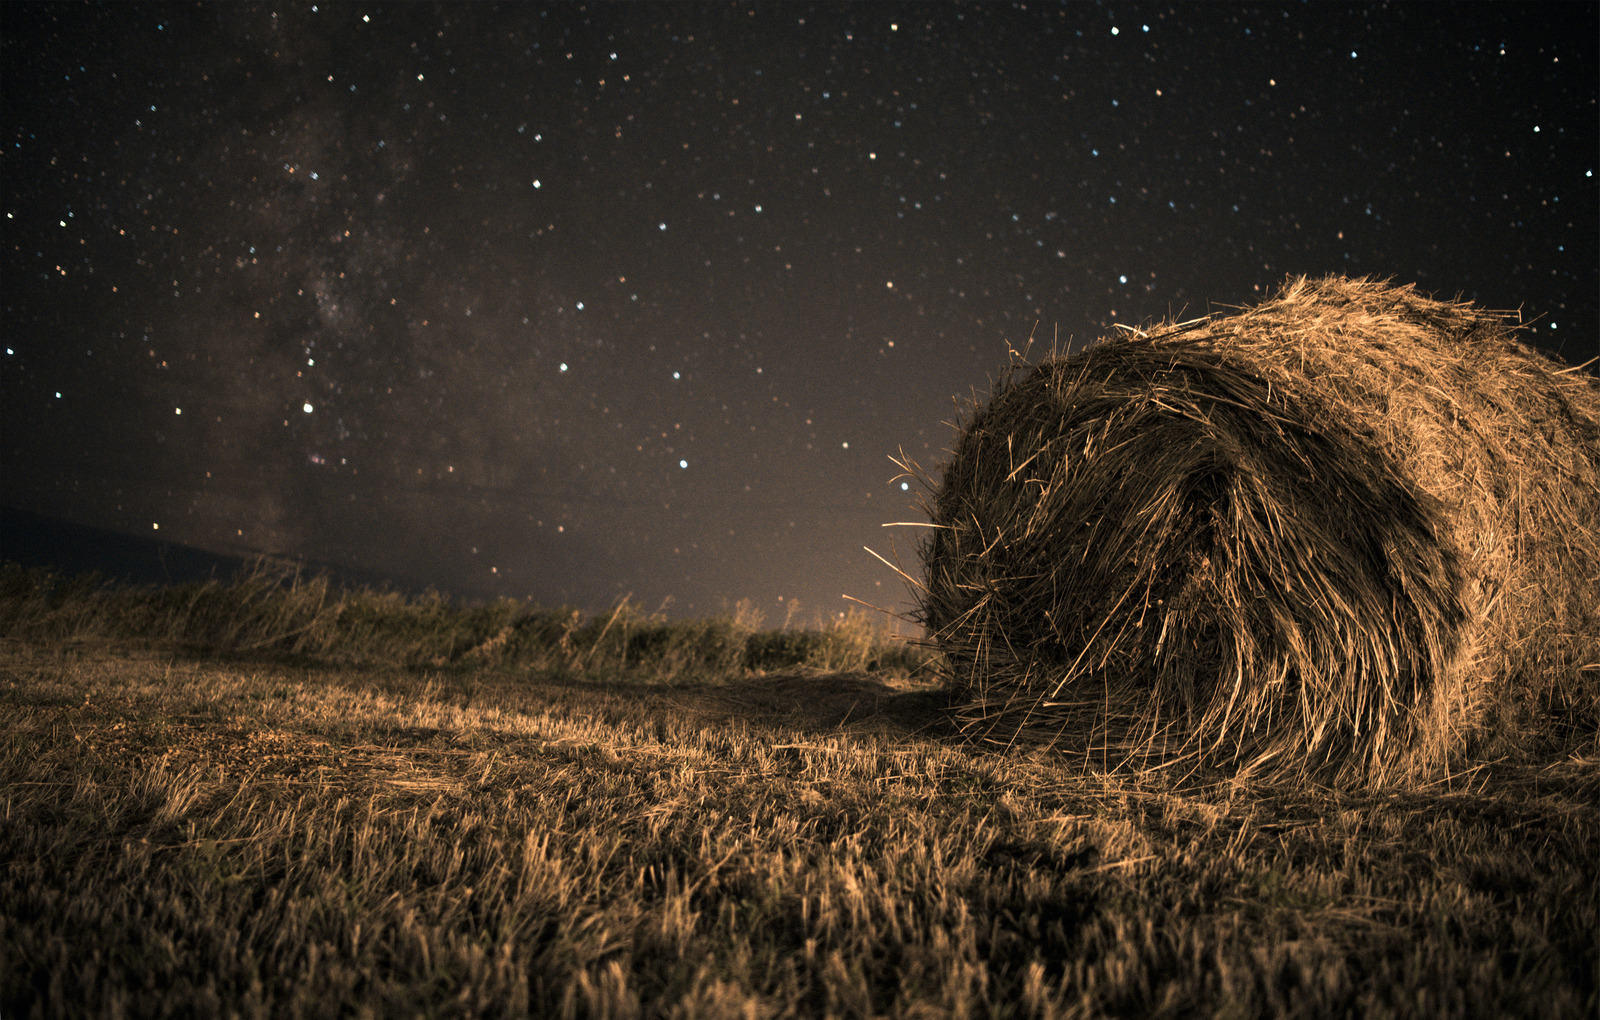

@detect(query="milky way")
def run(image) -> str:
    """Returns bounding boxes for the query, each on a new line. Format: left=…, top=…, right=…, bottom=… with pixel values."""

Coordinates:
left=4, top=2, right=1595, bottom=619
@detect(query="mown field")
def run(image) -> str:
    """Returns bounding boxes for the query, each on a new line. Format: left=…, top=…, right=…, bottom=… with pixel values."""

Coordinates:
left=2, top=565, right=1596, bottom=1018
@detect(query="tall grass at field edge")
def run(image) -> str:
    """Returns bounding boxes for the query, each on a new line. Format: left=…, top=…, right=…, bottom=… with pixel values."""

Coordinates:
left=0, top=561, right=931, bottom=678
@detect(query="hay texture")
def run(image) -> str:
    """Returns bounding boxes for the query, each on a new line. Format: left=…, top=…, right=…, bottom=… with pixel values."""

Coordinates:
left=916, top=276, right=1599, bottom=783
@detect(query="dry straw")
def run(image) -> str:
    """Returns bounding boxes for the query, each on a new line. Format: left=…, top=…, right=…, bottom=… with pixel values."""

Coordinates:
left=913, top=276, right=1599, bottom=784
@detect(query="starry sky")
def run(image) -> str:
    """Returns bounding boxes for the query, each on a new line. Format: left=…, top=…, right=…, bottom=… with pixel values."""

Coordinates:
left=4, top=2, right=1596, bottom=621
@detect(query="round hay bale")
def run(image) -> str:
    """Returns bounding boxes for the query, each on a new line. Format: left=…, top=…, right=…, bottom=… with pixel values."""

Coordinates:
left=916, top=275, right=1599, bottom=783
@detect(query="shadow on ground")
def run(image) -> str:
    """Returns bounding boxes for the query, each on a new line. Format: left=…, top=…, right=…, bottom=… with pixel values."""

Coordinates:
left=654, top=671, right=959, bottom=739
left=9, top=640, right=961, bottom=745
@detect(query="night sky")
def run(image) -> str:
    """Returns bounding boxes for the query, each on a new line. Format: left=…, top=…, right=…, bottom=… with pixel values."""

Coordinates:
left=4, top=2, right=1596, bottom=621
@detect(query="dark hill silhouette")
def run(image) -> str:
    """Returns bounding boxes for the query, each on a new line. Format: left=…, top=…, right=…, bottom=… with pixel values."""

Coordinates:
left=0, top=506, right=435, bottom=596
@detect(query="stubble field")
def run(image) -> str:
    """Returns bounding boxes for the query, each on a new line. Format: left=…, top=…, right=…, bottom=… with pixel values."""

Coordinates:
left=1, top=568, right=1596, bottom=1018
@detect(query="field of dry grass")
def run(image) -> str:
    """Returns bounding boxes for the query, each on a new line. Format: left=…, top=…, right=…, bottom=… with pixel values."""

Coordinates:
left=4, top=616, right=1596, bottom=1017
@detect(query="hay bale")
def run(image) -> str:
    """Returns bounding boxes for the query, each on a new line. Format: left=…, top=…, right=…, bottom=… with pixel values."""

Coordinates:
left=916, top=275, right=1599, bottom=783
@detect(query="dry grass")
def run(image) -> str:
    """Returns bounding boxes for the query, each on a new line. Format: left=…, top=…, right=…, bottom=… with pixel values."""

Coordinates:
left=2, top=640, right=1596, bottom=1018
left=912, top=276, right=1600, bottom=785
left=0, top=562, right=926, bottom=680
